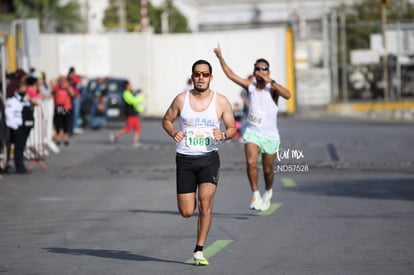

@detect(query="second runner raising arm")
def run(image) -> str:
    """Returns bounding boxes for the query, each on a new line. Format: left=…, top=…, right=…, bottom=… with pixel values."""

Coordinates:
left=213, top=43, right=291, bottom=101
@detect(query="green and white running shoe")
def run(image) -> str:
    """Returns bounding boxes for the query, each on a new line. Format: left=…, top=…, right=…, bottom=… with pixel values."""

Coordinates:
left=250, top=193, right=263, bottom=210
left=193, top=251, right=209, bottom=266
left=261, top=190, right=273, bottom=211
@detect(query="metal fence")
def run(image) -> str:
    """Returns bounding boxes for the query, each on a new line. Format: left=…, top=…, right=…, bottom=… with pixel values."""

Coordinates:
left=344, top=22, right=414, bottom=102
left=293, top=13, right=414, bottom=103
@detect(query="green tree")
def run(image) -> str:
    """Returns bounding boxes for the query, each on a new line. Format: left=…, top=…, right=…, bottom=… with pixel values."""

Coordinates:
left=338, top=0, right=414, bottom=99
left=151, top=0, right=191, bottom=33
left=340, top=0, right=414, bottom=54
left=103, top=0, right=190, bottom=33
left=12, top=0, right=82, bottom=33
left=0, top=0, right=14, bottom=23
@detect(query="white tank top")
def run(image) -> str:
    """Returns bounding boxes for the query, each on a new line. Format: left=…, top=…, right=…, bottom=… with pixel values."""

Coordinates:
left=176, top=91, right=220, bottom=155
left=245, top=82, right=280, bottom=140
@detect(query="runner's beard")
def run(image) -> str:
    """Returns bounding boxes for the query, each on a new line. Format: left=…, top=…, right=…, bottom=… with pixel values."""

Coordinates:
left=194, top=83, right=209, bottom=93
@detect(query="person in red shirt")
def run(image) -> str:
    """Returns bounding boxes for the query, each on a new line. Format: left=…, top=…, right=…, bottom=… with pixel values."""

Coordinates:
left=51, top=77, right=75, bottom=146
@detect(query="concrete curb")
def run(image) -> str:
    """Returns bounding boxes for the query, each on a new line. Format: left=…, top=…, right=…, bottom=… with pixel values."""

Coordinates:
left=323, top=101, right=414, bottom=122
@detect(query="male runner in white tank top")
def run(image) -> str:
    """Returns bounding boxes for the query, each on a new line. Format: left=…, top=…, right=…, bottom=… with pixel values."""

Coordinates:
left=214, top=44, right=291, bottom=212
left=162, top=60, right=236, bottom=266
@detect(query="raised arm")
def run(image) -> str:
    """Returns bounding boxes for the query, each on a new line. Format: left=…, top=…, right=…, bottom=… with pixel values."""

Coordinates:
left=255, top=70, right=291, bottom=100
left=214, top=44, right=251, bottom=89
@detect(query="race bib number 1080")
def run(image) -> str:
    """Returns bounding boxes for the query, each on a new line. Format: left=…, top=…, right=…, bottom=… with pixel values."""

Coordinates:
left=186, top=128, right=212, bottom=148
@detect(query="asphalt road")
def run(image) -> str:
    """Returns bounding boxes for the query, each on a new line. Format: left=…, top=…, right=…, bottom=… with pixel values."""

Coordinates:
left=1, top=116, right=413, bottom=275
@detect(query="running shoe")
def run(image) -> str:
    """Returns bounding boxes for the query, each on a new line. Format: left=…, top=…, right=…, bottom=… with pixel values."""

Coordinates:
left=261, top=190, right=273, bottom=211
left=193, top=251, right=209, bottom=266
left=250, top=193, right=263, bottom=210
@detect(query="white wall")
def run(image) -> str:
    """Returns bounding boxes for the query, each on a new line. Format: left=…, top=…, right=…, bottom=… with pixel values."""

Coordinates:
left=296, top=68, right=331, bottom=106
left=30, top=27, right=288, bottom=117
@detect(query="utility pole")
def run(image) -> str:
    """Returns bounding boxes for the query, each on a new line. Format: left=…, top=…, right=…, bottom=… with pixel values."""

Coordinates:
left=340, top=11, right=348, bottom=102
left=118, top=0, right=126, bottom=31
left=330, top=9, right=339, bottom=102
left=161, top=11, right=169, bottom=34
left=84, top=0, right=90, bottom=33
left=381, top=0, right=390, bottom=101
left=141, top=0, right=149, bottom=32
left=322, top=14, right=329, bottom=69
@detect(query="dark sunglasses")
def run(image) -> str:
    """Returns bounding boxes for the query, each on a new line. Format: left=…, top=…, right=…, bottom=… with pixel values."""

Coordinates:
left=192, top=71, right=211, bottom=78
left=254, top=66, right=269, bottom=71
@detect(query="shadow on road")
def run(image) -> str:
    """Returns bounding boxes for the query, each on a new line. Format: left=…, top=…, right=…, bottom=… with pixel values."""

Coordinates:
left=44, top=247, right=185, bottom=264
left=290, top=178, right=414, bottom=201
left=128, top=209, right=256, bottom=220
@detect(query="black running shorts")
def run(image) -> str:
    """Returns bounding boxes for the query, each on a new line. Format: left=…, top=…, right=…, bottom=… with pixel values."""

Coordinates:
left=175, top=150, right=220, bottom=194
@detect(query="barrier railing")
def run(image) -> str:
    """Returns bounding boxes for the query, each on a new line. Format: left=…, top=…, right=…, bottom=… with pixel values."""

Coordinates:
left=24, top=98, right=57, bottom=171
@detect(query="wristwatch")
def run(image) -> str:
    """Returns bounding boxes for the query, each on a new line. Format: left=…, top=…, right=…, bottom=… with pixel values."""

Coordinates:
left=222, top=132, right=227, bottom=140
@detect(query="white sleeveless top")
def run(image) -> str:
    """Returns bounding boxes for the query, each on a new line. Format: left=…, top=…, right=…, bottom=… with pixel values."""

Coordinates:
left=245, top=82, right=280, bottom=140
left=176, top=91, right=220, bottom=155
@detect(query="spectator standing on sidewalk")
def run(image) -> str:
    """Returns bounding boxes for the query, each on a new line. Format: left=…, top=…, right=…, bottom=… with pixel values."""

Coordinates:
left=5, top=81, right=34, bottom=174
left=25, top=74, right=48, bottom=171
left=51, top=77, right=75, bottom=146
left=38, top=72, right=59, bottom=154
left=110, top=81, right=145, bottom=147
left=67, top=67, right=83, bottom=134
left=4, top=70, right=27, bottom=172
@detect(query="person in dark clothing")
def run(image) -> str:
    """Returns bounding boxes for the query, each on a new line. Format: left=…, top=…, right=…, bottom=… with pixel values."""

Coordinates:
left=5, top=81, right=34, bottom=174
left=6, top=69, right=27, bottom=98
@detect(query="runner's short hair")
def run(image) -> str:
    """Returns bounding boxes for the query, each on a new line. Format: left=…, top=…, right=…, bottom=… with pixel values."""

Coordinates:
left=192, top=60, right=212, bottom=74
left=254, top=58, right=270, bottom=68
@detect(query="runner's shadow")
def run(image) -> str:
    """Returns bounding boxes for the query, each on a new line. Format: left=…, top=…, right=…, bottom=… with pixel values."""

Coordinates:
left=128, top=209, right=255, bottom=220
left=128, top=209, right=180, bottom=216
left=44, top=247, right=184, bottom=264
left=214, top=212, right=256, bottom=220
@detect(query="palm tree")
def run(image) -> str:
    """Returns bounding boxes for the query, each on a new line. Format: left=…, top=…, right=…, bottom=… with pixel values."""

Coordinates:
left=13, top=0, right=82, bottom=33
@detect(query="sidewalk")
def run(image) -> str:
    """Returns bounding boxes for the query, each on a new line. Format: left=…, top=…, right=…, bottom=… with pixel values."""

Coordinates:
left=326, top=100, right=414, bottom=122
left=293, top=100, right=414, bottom=122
